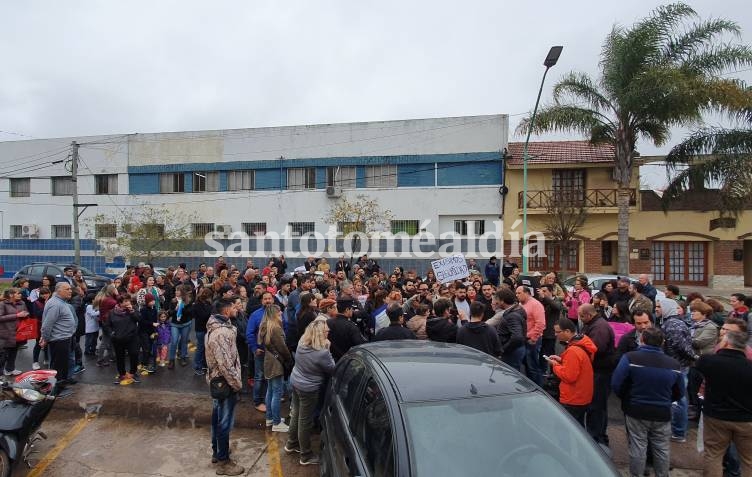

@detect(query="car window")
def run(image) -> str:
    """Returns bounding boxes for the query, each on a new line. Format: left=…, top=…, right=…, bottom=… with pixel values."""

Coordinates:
left=18, top=266, right=30, bottom=275
left=335, top=358, right=366, bottom=425
left=46, top=266, right=63, bottom=277
left=353, top=378, right=394, bottom=477
left=30, top=265, right=46, bottom=276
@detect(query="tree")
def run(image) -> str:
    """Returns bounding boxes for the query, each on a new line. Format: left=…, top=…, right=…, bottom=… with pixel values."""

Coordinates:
left=516, top=3, right=752, bottom=275
left=542, top=199, right=588, bottom=270
left=662, top=107, right=752, bottom=217
left=87, top=205, right=199, bottom=263
left=323, top=194, right=393, bottom=262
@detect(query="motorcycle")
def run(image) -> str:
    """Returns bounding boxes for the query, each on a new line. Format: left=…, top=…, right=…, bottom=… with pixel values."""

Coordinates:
left=0, top=369, right=58, bottom=477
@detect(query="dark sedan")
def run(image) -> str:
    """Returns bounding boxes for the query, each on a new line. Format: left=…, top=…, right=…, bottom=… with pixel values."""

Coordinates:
left=320, top=341, right=619, bottom=477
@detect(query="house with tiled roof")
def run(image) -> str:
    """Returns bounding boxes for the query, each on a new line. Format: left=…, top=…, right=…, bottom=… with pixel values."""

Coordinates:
left=503, top=140, right=752, bottom=288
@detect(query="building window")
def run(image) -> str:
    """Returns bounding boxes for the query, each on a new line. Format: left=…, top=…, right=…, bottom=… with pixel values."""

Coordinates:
left=601, top=241, right=613, bottom=266
left=10, top=178, right=30, bottom=197
left=95, top=224, right=117, bottom=239
left=454, top=220, right=485, bottom=236
left=10, top=225, right=23, bottom=238
left=337, top=221, right=366, bottom=235
left=365, top=165, right=397, bottom=188
left=95, top=174, right=118, bottom=195
left=327, top=166, right=357, bottom=188
left=288, top=222, right=315, bottom=237
left=160, top=173, right=185, bottom=193
left=192, top=223, right=215, bottom=238
left=391, top=220, right=419, bottom=235
left=552, top=169, right=585, bottom=204
left=51, top=225, right=72, bottom=239
left=529, top=242, right=579, bottom=272
left=193, top=172, right=219, bottom=193
left=242, top=222, right=267, bottom=236
left=51, top=176, right=73, bottom=196
left=287, top=167, right=316, bottom=190
left=228, top=170, right=255, bottom=191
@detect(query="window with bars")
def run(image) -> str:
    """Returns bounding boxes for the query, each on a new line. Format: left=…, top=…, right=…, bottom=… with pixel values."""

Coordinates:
left=10, top=225, right=23, bottom=238
left=10, top=178, right=30, bottom=197
left=601, top=241, right=614, bottom=266
left=288, top=222, right=315, bottom=237
left=326, top=166, right=357, bottom=188
left=453, top=220, right=485, bottom=236
left=95, top=174, right=118, bottom=195
left=95, top=224, right=117, bottom=239
left=365, top=165, right=397, bottom=188
left=192, top=223, right=215, bottom=238
left=51, top=176, right=73, bottom=196
left=227, top=170, right=255, bottom=191
left=51, top=224, right=72, bottom=238
left=651, top=241, right=707, bottom=284
left=242, top=222, right=267, bottom=236
left=160, top=173, right=185, bottom=193
left=193, top=172, right=219, bottom=192
left=391, top=220, right=419, bottom=235
left=337, top=221, right=366, bottom=235
left=287, top=168, right=316, bottom=190
left=528, top=242, right=579, bottom=272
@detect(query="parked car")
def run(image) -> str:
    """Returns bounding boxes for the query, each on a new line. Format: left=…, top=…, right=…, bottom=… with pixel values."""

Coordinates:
left=12, top=263, right=111, bottom=299
left=320, top=341, right=619, bottom=477
left=562, top=274, right=665, bottom=301
left=114, top=267, right=167, bottom=280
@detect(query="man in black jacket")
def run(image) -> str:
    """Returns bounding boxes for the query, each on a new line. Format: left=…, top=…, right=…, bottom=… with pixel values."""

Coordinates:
left=538, top=284, right=564, bottom=367
left=609, top=277, right=632, bottom=307
left=426, top=298, right=460, bottom=343
left=616, top=310, right=654, bottom=362
left=374, top=304, right=417, bottom=342
left=580, top=303, right=616, bottom=446
left=326, top=299, right=366, bottom=362
left=457, top=302, right=500, bottom=357
left=488, top=288, right=526, bottom=370
left=696, top=329, right=752, bottom=475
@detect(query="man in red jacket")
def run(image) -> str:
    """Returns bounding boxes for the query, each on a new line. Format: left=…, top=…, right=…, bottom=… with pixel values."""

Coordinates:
left=547, top=318, right=596, bottom=427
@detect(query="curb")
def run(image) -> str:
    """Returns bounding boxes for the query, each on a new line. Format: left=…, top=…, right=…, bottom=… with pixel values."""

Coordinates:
left=51, top=383, right=286, bottom=429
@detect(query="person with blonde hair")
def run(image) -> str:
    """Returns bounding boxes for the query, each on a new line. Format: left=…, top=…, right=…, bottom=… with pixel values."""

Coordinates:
left=284, top=319, right=335, bottom=466
left=258, top=304, right=292, bottom=432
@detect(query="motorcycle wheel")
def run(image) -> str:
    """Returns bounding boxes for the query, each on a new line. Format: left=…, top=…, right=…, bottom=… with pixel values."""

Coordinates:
left=0, top=448, right=9, bottom=477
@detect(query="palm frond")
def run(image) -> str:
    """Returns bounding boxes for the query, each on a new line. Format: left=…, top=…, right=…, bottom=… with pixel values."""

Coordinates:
left=632, top=119, right=671, bottom=146
left=665, top=128, right=752, bottom=167
left=663, top=19, right=741, bottom=63
left=515, top=105, right=612, bottom=138
left=553, top=72, right=614, bottom=112
left=682, top=44, right=752, bottom=75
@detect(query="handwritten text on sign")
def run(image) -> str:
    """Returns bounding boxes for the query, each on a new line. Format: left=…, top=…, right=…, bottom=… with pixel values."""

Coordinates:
left=431, top=254, right=469, bottom=284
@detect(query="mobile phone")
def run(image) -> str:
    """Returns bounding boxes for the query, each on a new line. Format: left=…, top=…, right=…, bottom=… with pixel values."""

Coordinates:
left=543, top=355, right=551, bottom=360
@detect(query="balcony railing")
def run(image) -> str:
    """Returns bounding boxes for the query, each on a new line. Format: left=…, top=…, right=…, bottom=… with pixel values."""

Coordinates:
left=518, top=188, right=637, bottom=209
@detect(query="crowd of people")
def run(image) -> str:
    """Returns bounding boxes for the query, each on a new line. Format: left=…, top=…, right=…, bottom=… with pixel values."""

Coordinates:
left=1, top=254, right=751, bottom=476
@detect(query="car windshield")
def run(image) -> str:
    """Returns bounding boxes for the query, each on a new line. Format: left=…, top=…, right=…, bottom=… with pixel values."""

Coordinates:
left=75, top=266, right=95, bottom=276
left=402, top=392, right=617, bottom=477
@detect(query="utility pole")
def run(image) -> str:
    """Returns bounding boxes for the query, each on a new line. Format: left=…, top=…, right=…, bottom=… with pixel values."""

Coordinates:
left=72, top=141, right=81, bottom=264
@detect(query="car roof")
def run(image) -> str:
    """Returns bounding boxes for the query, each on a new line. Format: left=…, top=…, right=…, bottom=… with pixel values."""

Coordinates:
left=355, top=341, right=537, bottom=403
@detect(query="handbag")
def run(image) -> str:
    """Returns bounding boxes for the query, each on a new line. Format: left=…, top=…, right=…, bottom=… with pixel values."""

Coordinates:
left=16, top=318, right=38, bottom=342
left=209, top=376, right=232, bottom=399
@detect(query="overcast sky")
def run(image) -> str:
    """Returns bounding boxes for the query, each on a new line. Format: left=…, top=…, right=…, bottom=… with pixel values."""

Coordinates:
left=1, top=1, right=750, bottom=187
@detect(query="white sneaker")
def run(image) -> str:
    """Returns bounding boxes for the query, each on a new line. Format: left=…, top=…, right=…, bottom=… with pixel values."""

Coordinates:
left=265, top=419, right=273, bottom=427
left=271, top=422, right=289, bottom=433
left=9, top=370, right=22, bottom=376
left=2, top=370, right=10, bottom=376
left=32, top=362, right=41, bottom=370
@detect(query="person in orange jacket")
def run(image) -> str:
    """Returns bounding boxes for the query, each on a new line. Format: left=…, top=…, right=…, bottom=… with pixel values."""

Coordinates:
left=546, top=317, right=597, bottom=427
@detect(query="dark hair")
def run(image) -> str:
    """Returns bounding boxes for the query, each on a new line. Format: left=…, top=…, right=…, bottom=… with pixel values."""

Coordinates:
left=686, top=292, right=704, bottom=304
left=455, top=282, right=467, bottom=290
left=556, top=318, right=576, bottom=333
left=386, top=303, right=403, bottom=323
left=433, top=298, right=453, bottom=317
left=117, top=293, right=132, bottom=304
left=216, top=298, right=235, bottom=313
left=416, top=303, right=432, bottom=316
left=705, top=298, right=724, bottom=313
left=300, top=292, right=316, bottom=309
left=641, top=327, right=664, bottom=347
left=470, top=301, right=486, bottom=318
left=494, top=287, right=516, bottom=305
left=725, top=317, right=748, bottom=333
left=632, top=282, right=645, bottom=294
left=613, top=301, right=632, bottom=323
left=632, top=309, right=653, bottom=322
left=541, top=284, right=554, bottom=293
left=518, top=285, right=531, bottom=296
left=337, top=299, right=354, bottom=313
left=665, top=284, right=681, bottom=296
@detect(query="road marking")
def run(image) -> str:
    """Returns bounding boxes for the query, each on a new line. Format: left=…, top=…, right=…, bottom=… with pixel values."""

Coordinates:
left=28, top=417, right=89, bottom=477
left=265, top=430, right=283, bottom=477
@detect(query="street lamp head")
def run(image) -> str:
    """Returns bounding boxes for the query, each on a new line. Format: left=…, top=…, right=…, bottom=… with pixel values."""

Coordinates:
left=543, top=46, right=563, bottom=68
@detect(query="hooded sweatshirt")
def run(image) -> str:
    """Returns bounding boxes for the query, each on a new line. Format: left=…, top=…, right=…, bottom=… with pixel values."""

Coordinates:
left=456, top=321, right=501, bottom=357
left=659, top=298, right=696, bottom=367
left=205, top=314, right=242, bottom=392
left=425, top=316, right=457, bottom=343
left=551, top=334, right=597, bottom=406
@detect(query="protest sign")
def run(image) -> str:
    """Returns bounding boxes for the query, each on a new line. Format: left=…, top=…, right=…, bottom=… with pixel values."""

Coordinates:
left=431, top=254, right=469, bottom=284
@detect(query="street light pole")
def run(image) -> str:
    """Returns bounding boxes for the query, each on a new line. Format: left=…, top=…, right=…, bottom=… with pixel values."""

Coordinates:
left=522, top=46, right=562, bottom=273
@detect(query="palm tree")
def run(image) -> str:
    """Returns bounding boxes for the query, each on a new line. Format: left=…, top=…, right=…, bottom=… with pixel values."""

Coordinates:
left=516, top=3, right=752, bottom=275
left=662, top=108, right=752, bottom=216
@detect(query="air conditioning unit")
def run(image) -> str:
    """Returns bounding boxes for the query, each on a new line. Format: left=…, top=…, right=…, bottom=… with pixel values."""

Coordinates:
left=326, top=186, right=342, bottom=198
left=22, top=224, right=39, bottom=237
left=215, top=224, right=232, bottom=236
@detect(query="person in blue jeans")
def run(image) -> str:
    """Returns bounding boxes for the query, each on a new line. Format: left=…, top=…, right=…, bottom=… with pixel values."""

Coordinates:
left=258, top=305, right=292, bottom=432
left=192, top=288, right=213, bottom=375
left=168, top=287, right=194, bottom=369
left=247, top=292, right=275, bottom=412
